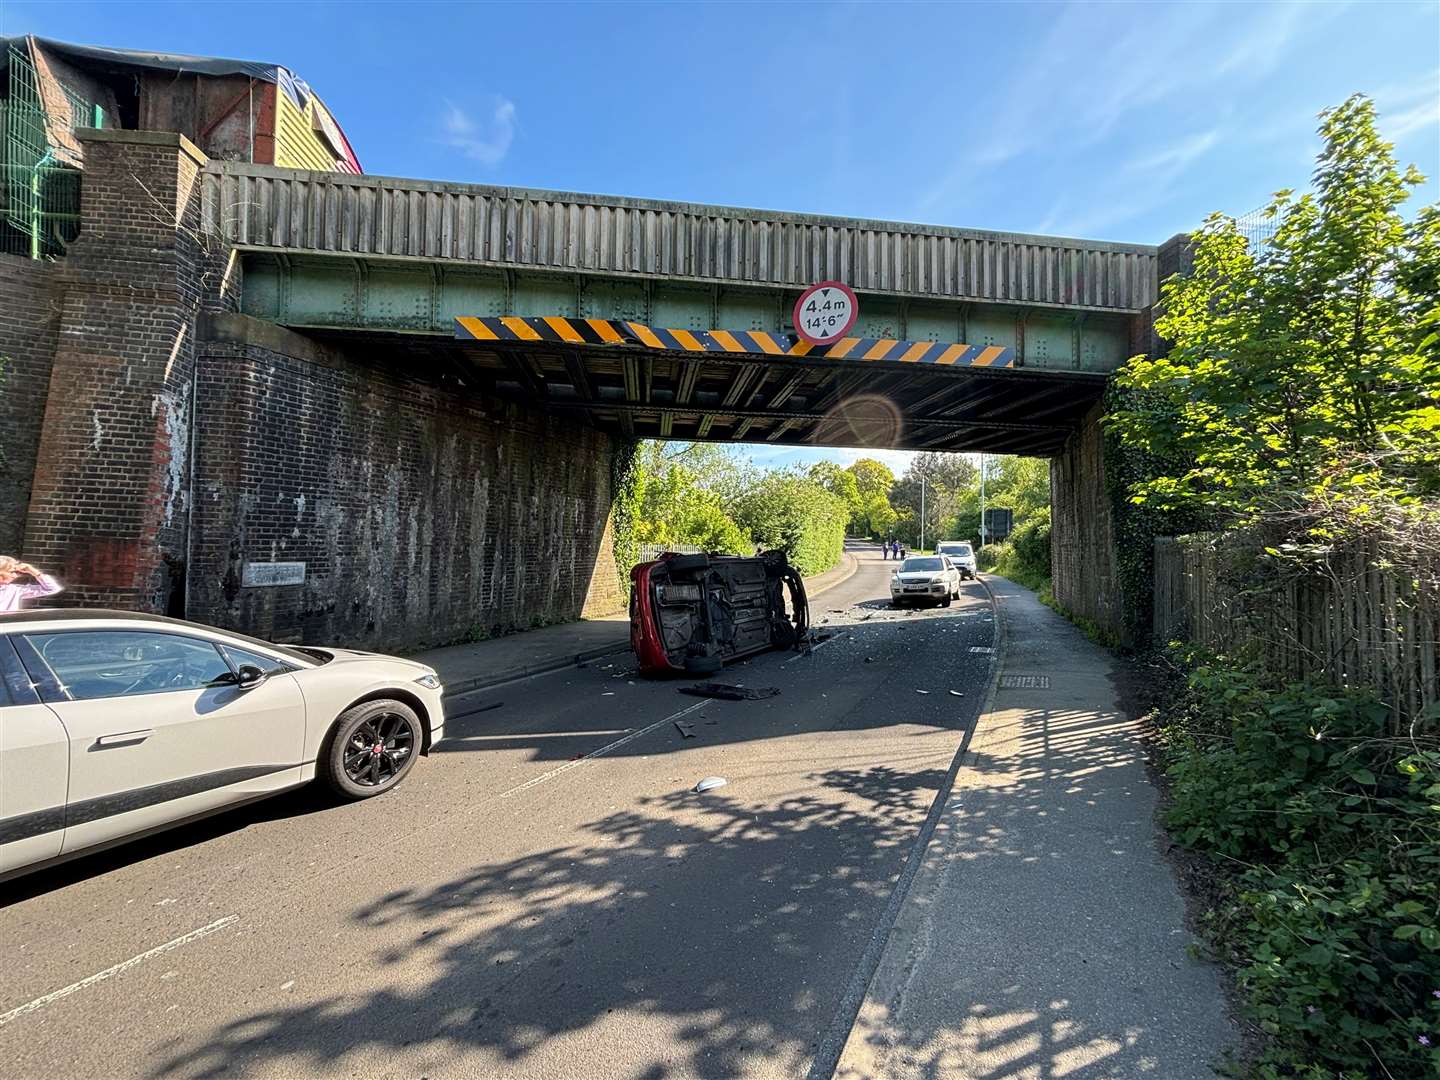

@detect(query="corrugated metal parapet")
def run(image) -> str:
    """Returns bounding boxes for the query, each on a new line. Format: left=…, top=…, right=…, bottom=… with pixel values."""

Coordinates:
left=201, top=163, right=1159, bottom=313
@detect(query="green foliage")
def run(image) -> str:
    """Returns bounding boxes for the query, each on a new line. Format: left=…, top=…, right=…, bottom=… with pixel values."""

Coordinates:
left=611, top=441, right=849, bottom=582
left=890, top=452, right=977, bottom=544
left=1104, top=382, right=1211, bottom=646
left=730, top=468, right=849, bottom=576
left=847, top=458, right=899, bottom=537
left=610, top=436, right=643, bottom=591
left=975, top=535, right=1048, bottom=593
left=1159, top=652, right=1440, bottom=1077
left=1108, top=96, right=1440, bottom=521
left=617, top=442, right=749, bottom=556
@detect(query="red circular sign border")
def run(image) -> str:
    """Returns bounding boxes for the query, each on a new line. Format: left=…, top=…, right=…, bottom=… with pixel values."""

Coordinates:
left=792, top=280, right=859, bottom=346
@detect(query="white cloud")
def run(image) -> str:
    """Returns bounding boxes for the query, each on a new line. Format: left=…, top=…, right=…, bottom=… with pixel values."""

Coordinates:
left=1385, top=96, right=1440, bottom=140
left=441, top=97, right=517, bottom=166
left=1128, top=130, right=1221, bottom=176
left=914, top=0, right=1343, bottom=225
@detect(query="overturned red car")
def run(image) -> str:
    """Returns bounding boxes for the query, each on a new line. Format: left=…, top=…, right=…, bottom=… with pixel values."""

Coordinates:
left=630, top=551, right=810, bottom=677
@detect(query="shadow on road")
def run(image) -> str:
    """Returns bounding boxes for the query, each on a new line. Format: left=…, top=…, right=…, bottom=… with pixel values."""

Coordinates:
left=1, top=786, right=340, bottom=907
left=150, top=769, right=943, bottom=1079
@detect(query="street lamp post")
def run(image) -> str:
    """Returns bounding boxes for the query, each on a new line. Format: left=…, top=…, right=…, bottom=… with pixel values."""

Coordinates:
left=978, top=453, right=986, bottom=549
left=919, top=475, right=926, bottom=552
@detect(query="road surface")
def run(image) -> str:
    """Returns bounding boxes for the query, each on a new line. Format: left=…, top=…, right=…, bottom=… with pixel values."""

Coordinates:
left=0, top=543, right=996, bottom=1079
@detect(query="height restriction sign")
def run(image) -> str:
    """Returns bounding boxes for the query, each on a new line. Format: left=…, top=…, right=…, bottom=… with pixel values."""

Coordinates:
left=793, top=280, right=858, bottom=346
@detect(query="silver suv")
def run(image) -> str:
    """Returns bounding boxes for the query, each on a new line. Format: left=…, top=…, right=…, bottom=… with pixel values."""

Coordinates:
left=936, top=542, right=977, bottom=579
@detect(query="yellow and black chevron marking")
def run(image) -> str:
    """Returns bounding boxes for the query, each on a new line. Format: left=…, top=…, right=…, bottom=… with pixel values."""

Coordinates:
left=454, top=316, right=1014, bottom=368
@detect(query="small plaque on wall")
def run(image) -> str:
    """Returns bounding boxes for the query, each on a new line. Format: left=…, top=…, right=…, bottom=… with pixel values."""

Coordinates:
left=241, top=561, right=306, bottom=587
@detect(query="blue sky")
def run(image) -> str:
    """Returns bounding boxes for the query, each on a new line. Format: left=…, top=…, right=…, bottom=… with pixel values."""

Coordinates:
left=6, top=0, right=1437, bottom=474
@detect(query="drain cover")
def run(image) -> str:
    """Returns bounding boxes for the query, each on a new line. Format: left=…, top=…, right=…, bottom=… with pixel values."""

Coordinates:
left=1000, top=675, right=1051, bottom=689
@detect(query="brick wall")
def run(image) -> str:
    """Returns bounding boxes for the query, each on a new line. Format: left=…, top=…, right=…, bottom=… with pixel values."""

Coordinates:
left=1050, top=402, right=1130, bottom=645
left=189, top=315, right=623, bottom=651
left=22, top=130, right=212, bottom=611
left=0, top=255, right=61, bottom=554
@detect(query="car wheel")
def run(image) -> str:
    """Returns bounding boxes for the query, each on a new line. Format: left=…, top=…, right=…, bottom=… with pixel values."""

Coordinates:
left=319, top=699, right=422, bottom=800
left=941, top=595, right=952, bottom=608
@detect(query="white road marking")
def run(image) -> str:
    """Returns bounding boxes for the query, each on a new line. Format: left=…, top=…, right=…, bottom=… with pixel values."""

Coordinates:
left=782, top=631, right=850, bottom=665
left=0, top=915, right=239, bottom=1028
left=496, top=701, right=710, bottom=800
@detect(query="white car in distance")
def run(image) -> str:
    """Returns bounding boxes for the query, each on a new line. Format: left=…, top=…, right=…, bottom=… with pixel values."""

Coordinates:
left=936, top=541, right=978, bottom=579
left=0, top=609, right=445, bottom=880
left=890, top=555, right=963, bottom=608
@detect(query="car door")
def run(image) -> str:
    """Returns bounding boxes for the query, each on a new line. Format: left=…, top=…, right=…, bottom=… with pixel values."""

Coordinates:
left=942, top=557, right=959, bottom=593
left=13, top=627, right=307, bottom=857
left=0, top=635, right=70, bottom=875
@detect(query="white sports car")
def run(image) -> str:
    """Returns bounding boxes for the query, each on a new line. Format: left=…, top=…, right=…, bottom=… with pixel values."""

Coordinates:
left=0, top=609, right=445, bottom=880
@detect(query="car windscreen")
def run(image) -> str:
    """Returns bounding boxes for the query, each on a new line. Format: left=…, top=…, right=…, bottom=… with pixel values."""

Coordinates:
left=940, top=544, right=973, bottom=557
left=900, top=557, right=944, bottom=572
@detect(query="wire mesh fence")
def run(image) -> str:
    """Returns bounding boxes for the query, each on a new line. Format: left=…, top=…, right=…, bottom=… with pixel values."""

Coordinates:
left=1233, top=205, right=1278, bottom=255
left=2, top=43, right=87, bottom=259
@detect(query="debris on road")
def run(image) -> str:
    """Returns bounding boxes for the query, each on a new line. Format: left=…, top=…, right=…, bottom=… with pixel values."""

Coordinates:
left=674, top=721, right=697, bottom=738
left=864, top=656, right=876, bottom=663
left=693, top=776, right=728, bottom=793
left=681, top=682, right=781, bottom=701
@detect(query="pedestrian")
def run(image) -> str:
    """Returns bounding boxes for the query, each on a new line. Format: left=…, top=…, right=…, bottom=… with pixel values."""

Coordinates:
left=892, top=539, right=900, bottom=560
left=0, top=556, right=62, bottom=612
left=881, top=538, right=888, bottom=560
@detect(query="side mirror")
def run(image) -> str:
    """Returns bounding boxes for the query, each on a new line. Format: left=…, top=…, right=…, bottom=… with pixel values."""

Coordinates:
left=236, top=664, right=268, bottom=690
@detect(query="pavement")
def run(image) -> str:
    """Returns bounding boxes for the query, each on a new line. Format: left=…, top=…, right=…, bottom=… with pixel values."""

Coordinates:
left=415, top=549, right=861, bottom=695
left=834, top=574, right=1236, bottom=1079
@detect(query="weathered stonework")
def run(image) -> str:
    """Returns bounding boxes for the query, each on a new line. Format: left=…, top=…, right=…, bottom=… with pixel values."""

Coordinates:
left=190, top=315, right=622, bottom=650
left=0, top=255, right=62, bottom=554
left=1050, top=402, right=1129, bottom=645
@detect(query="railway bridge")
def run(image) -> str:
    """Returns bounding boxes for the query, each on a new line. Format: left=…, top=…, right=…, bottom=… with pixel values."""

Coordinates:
left=2, top=129, right=1187, bottom=649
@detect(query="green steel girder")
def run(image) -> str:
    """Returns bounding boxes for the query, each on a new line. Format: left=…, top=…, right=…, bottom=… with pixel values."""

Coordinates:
left=239, top=252, right=1138, bottom=374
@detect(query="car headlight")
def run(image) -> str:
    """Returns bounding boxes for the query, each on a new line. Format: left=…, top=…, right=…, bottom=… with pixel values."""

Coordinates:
left=413, top=673, right=442, bottom=690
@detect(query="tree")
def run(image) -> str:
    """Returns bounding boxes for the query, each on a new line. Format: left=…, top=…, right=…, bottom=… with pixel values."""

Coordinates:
left=730, top=468, right=849, bottom=575
left=890, top=452, right=978, bottom=545
left=808, top=461, right=862, bottom=522
left=622, top=442, right=749, bottom=554
left=1108, top=95, right=1440, bottom=518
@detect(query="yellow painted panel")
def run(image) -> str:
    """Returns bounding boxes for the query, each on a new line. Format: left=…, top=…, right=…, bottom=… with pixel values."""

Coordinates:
left=274, top=93, right=337, bottom=172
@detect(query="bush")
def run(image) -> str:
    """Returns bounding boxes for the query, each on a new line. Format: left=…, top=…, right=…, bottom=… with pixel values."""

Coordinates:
left=1159, top=653, right=1440, bottom=1077
left=976, top=514, right=1052, bottom=595
left=730, top=470, right=848, bottom=577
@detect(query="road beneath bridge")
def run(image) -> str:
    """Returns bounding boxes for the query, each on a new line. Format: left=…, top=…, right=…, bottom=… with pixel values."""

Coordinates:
left=1, top=546, right=996, bottom=1078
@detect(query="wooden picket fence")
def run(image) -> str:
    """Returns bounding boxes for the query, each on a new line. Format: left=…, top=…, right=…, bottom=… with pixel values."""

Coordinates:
left=1154, top=533, right=1440, bottom=733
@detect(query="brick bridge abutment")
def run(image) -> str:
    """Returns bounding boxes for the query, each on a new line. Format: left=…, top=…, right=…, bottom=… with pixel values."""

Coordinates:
left=3, top=129, right=622, bottom=651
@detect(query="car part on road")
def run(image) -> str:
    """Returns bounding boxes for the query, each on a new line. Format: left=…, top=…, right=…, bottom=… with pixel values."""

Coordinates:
left=693, top=776, right=728, bottom=793
left=680, top=682, right=782, bottom=701
left=629, top=550, right=809, bottom=677
left=674, top=721, right=697, bottom=738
